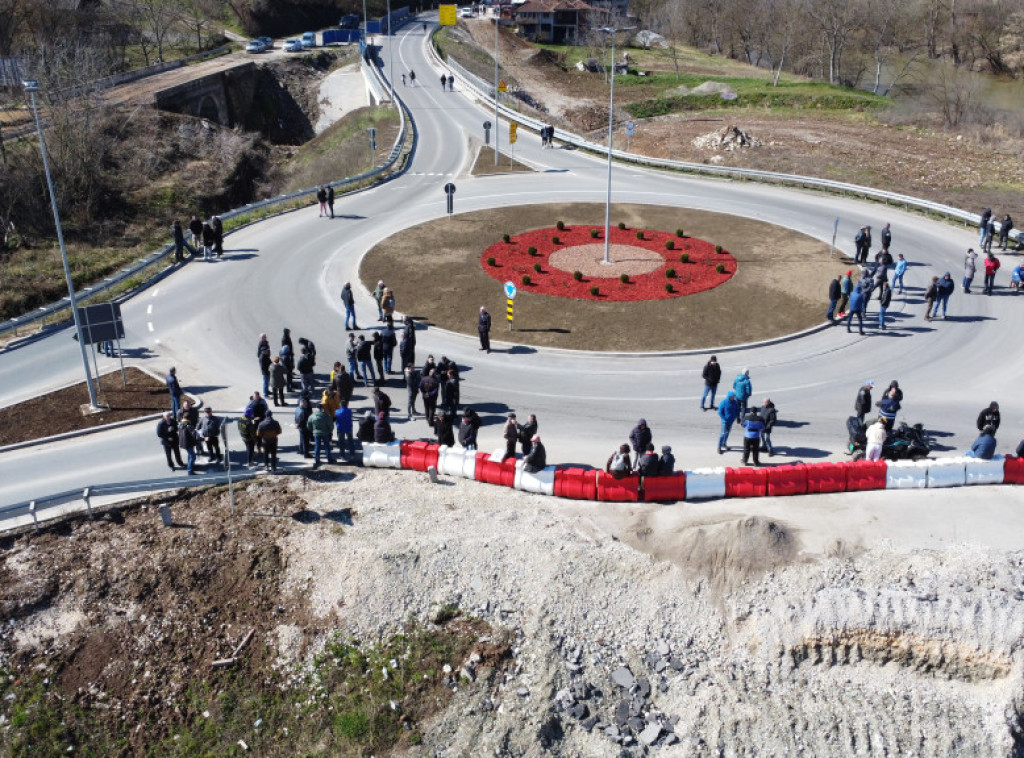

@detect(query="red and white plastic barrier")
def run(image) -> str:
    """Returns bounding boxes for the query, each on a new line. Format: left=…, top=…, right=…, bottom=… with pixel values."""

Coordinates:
left=885, top=460, right=929, bottom=490
left=683, top=467, right=726, bottom=500
left=437, top=446, right=478, bottom=479
left=362, top=441, right=402, bottom=468
left=514, top=464, right=556, bottom=495
left=553, top=467, right=598, bottom=500
left=642, top=472, right=687, bottom=503
left=965, top=455, right=1005, bottom=486
left=926, top=457, right=966, bottom=488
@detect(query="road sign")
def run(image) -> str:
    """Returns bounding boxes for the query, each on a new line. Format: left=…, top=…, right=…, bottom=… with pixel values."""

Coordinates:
left=504, top=281, right=517, bottom=299
left=625, top=120, right=635, bottom=136
left=368, top=127, right=377, bottom=151
left=509, top=121, right=517, bottom=144
left=439, top=4, right=457, bottom=25
left=506, top=298, right=514, bottom=326
left=483, top=120, right=492, bottom=145
left=498, top=80, right=507, bottom=92
left=444, top=182, right=456, bottom=215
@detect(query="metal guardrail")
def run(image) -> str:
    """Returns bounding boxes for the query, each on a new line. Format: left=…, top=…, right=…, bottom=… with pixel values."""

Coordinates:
left=0, top=470, right=258, bottom=533
left=0, top=58, right=410, bottom=341
left=433, top=38, right=1023, bottom=248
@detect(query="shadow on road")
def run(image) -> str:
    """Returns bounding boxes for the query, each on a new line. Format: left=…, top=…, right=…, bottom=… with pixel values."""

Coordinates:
left=516, top=328, right=570, bottom=334
left=773, top=446, right=832, bottom=459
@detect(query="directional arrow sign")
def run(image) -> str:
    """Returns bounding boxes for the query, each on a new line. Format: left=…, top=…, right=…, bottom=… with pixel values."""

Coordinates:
left=504, top=281, right=517, bottom=299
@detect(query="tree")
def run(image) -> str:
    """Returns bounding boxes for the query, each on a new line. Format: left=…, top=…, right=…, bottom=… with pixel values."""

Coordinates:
left=807, top=0, right=862, bottom=84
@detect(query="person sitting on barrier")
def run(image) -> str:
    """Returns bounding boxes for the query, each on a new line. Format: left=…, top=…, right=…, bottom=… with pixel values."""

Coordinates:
left=865, top=417, right=888, bottom=461
left=523, top=435, right=546, bottom=473
left=637, top=443, right=660, bottom=476
left=374, top=411, right=395, bottom=444
left=357, top=411, right=375, bottom=445
left=458, top=408, right=480, bottom=450
left=658, top=445, right=675, bottom=476
left=606, top=443, right=633, bottom=479
left=433, top=409, right=455, bottom=447
left=966, top=425, right=997, bottom=459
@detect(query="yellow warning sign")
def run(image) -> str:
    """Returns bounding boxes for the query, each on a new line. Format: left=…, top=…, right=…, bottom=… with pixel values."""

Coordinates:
left=509, top=122, right=517, bottom=144
left=498, top=80, right=507, bottom=92
left=506, top=298, right=514, bottom=322
left=439, top=4, right=457, bottom=25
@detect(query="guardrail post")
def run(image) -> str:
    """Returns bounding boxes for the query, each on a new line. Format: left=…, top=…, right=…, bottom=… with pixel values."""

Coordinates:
left=82, top=487, right=94, bottom=520
left=29, top=500, right=39, bottom=532
left=159, top=504, right=173, bottom=527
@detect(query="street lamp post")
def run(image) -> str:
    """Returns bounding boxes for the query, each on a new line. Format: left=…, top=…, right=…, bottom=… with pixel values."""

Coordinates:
left=599, top=24, right=635, bottom=265
left=494, top=6, right=500, bottom=166
left=23, top=79, right=100, bottom=410
left=386, top=0, right=395, bottom=103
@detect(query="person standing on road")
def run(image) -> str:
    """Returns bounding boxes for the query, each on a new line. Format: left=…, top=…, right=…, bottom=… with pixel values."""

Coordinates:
left=854, top=381, right=874, bottom=426
left=157, top=411, right=185, bottom=471
left=979, top=208, right=992, bottom=247
left=334, top=401, right=355, bottom=460
left=924, top=276, right=939, bottom=320
left=629, top=418, right=652, bottom=465
left=419, top=368, right=440, bottom=424
left=999, top=214, right=1014, bottom=250
left=880, top=223, right=892, bottom=252
left=983, top=253, right=1001, bottom=295
left=846, top=281, right=866, bottom=334
left=199, top=407, right=223, bottom=464
left=854, top=225, right=871, bottom=264
left=212, top=214, right=223, bottom=256
left=346, top=333, right=361, bottom=380
left=758, top=398, right=777, bottom=456
left=433, top=409, right=455, bottom=447
left=977, top=401, right=1001, bottom=433
left=373, top=280, right=386, bottom=322
left=732, top=370, right=752, bottom=419
left=458, top=408, right=481, bottom=449
left=257, top=333, right=272, bottom=397
left=294, top=395, right=312, bottom=459
left=317, top=185, right=328, bottom=216
left=478, top=306, right=492, bottom=353
left=933, top=272, right=955, bottom=317
left=701, top=355, right=721, bottom=410
left=357, top=335, right=376, bottom=386
left=409, top=69, right=416, bottom=85
left=280, top=329, right=295, bottom=391
left=963, top=248, right=978, bottom=293
left=188, top=214, right=203, bottom=251
left=307, top=403, right=335, bottom=468
left=178, top=416, right=199, bottom=475
left=448, top=74, right=454, bottom=91
left=270, top=356, right=287, bottom=406
left=171, top=219, right=192, bottom=261
left=717, top=390, right=739, bottom=453
left=441, top=73, right=447, bottom=89
left=166, top=367, right=183, bottom=419
left=326, top=185, right=335, bottom=219
left=837, top=270, right=853, bottom=316
left=519, top=413, right=538, bottom=455
left=892, top=253, right=907, bottom=294
left=502, top=413, right=519, bottom=460
left=865, top=417, right=888, bottom=461
left=381, top=320, right=397, bottom=375
left=257, top=410, right=282, bottom=472
left=381, top=285, right=396, bottom=322
left=238, top=415, right=257, bottom=466
left=201, top=217, right=216, bottom=261
left=405, top=364, right=421, bottom=417
left=372, top=332, right=385, bottom=382
left=341, top=283, right=358, bottom=330
left=741, top=410, right=765, bottom=466
left=827, top=275, right=841, bottom=323
left=877, top=281, right=892, bottom=331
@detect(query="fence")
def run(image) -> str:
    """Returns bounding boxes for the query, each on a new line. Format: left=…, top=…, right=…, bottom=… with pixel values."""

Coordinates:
left=0, top=56, right=411, bottom=341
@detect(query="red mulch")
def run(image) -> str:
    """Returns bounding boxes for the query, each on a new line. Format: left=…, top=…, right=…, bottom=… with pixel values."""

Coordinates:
left=480, top=225, right=736, bottom=301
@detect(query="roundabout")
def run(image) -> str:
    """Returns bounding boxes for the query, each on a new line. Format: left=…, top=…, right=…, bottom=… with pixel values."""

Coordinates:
left=359, top=203, right=843, bottom=352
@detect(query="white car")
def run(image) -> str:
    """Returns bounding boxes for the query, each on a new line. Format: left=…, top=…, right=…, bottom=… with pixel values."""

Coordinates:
left=459, top=8, right=473, bottom=17
left=284, top=38, right=303, bottom=52
left=244, top=40, right=266, bottom=53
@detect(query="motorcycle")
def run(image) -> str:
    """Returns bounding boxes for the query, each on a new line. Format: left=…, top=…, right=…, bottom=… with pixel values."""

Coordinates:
left=846, top=416, right=931, bottom=461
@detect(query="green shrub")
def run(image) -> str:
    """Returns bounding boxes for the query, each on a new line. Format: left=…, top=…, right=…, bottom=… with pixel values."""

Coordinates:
left=716, top=263, right=726, bottom=274
left=335, top=710, right=370, bottom=740
left=636, top=230, right=644, bottom=240
left=665, top=239, right=674, bottom=250
left=502, top=233, right=511, bottom=243
left=487, top=256, right=496, bottom=266
left=665, top=282, right=673, bottom=293
left=590, top=228, right=600, bottom=239
left=522, top=274, right=532, bottom=285
left=618, top=221, right=626, bottom=230
left=620, top=273, right=629, bottom=284
left=666, top=267, right=676, bottom=278
left=533, top=262, right=542, bottom=273
left=527, top=246, right=537, bottom=256
left=715, top=244, right=723, bottom=254
left=590, top=285, right=600, bottom=296
left=573, top=270, right=583, bottom=281
left=680, top=253, right=689, bottom=263
left=556, top=220, right=565, bottom=230
left=552, top=235, right=560, bottom=244
left=676, top=228, right=685, bottom=237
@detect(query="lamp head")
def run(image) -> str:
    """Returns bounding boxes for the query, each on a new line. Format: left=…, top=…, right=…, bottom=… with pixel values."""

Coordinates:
left=22, top=79, right=39, bottom=93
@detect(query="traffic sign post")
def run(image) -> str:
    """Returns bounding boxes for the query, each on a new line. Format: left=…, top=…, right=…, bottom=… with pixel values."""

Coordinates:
left=625, top=120, right=635, bottom=152
left=483, top=120, right=492, bottom=146
left=509, top=122, right=517, bottom=167
left=444, top=182, right=456, bottom=216
left=439, top=4, right=457, bottom=25
left=830, top=216, right=840, bottom=258
left=504, top=281, right=516, bottom=329
left=368, top=127, right=377, bottom=168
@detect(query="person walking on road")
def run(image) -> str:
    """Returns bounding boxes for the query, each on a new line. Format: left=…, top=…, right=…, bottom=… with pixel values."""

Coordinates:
left=327, top=185, right=335, bottom=218
left=166, top=367, right=183, bottom=419
left=409, top=69, right=416, bottom=86
left=478, top=306, right=492, bottom=353
left=441, top=73, right=447, bottom=89
left=933, top=272, right=955, bottom=317
left=157, top=412, right=185, bottom=471
left=717, top=390, right=740, bottom=453
left=701, top=355, right=721, bottom=410
left=317, top=185, right=328, bottom=216
left=924, top=276, right=939, bottom=320
left=341, top=282, right=358, bottom=330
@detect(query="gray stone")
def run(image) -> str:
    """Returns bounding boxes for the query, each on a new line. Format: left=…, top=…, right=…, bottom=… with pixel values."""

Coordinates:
left=516, top=687, right=529, bottom=697
left=640, top=722, right=663, bottom=746
left=655, top=657, right=669, bottom=672
left=581, top=716, right=599, bottom=732
left=638, top=678, right=651, bottom=699
left=658, top=677, right=669, bottom=693
left=610, top=666, right=635, bottom=689
left=670, top=656, right=685, bottom=671
left=570, top=703, right=589, bottom=720
left=628, top=716, right=644, bottom=732
left=614, top=701, right=630, bottom=726
left=605, top=725, right=620, bottom=738
left=664, top=733, right=680, bottom=746
left=657, top=640, right=671, bottom=656
left=571, top=682, right=590, bottom=701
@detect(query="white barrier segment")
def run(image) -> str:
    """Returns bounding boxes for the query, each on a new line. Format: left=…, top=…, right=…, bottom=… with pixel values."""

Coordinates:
left=885, top=460, right=929, bottom=490
left=927, top=457, right=967, bottom=488
left=362, top=441, right=402, bottom=469
left=514, top=462, right=556, bottom=496
left=683, top=467, right=726, bottom=500
left=965, top=455, right=1005, bottom=486
left=437, top=446, right=465, bottom=477
left=462, top=450, right=482, bottom=479
left=490, top=447, right=505, bottom=462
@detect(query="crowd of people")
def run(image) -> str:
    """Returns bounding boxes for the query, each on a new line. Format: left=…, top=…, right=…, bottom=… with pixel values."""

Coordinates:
left=171, top=214, right=224, bottom=263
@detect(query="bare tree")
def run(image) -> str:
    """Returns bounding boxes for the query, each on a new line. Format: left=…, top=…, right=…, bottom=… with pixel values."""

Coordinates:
left=921, top=60, right=982, bottom=125
left=807, top=0, right=862, bottom=84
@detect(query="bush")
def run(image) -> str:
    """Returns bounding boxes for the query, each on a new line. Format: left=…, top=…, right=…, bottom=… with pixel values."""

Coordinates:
left=676, top=228, right=685, bottom=237
left=533, top=262, right=542, bottom=273
left=618, top=221, right=626, bottom=230
left=573, top=270, right=583, bottom=281
left=666, top=267, right=676, bottom=278
left=680, top=253, right=689, bottom=263
left=502, top=233, right=510, bottom=243
left=487, top=256, right=496, bottom=266
left=716, top=263, right=726, bottom=274
left=590, top=285, right=600, bottom=296
left=715, top=244, right=723, bottom=254
left=527, top=246, right=537, bottom=256
left=590, top=228, right=600, bottom=239
left=552, top=235, right=560, bottom=244
left=522, top=274, right=532, bottom=285
left=620, top=273, right=629, bottom=284
left=636, top=230, right=644, bottom=240
left=556, top=220, right=565, bottom=230
left=665, top=239, right=674, bottom=250
left=665, top=282, right=673, bottom=293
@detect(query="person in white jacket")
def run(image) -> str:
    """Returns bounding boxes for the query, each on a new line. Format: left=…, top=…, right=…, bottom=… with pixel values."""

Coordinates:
left=865, top=418, right=889, bottom=461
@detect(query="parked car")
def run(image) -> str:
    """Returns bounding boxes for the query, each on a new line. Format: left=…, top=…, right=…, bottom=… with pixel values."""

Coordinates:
left=258, top=36, right=273, bottom=49
left=301, top=31, right=317, bottom=48
left=459, top=8, right=473, bottom=17
left=339, top=13, right=360, bottom=29
left=244, top=40, right=266, bottom=53
left=284, top=38, right=303, bottom=52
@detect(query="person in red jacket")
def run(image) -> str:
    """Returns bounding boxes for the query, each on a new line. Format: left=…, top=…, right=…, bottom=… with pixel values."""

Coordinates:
left=983, top=252, right=1001, bottom=295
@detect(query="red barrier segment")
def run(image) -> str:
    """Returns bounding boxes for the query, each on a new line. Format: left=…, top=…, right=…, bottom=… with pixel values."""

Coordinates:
left=1004, top=456, right=1024, bottom=485
left=725, top=467, right=768, bottom=498
left=845, top=460, right=888, bottom=491
left=642, top=472, right=687, bottom=502
left=400, top=440, right=439, bottom=472
left=766, top=463, right=808, bottom=497
left=805, top=461, right=848, bottom=493
left=595, top=471, right=640, bottom=502
left=554, top=467, right=598, bottom=500
left=475, top=453, right=517, bottom=487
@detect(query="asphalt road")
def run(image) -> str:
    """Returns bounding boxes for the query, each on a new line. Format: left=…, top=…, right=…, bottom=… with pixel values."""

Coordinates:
left=2, top=15, right=1022, bottom=515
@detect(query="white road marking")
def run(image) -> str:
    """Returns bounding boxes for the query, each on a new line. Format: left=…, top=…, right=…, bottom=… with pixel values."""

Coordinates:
left=151, top=289, right=159, bottom=297
left=147, top=304, right=152, bottom=314
left=148, top=322, right=154, bottom=332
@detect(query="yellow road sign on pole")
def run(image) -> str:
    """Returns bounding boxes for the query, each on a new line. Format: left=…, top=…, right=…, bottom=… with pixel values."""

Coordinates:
left=506, top=298, right=514, bottom=327
left=509, top=121, right=517, bottom=144
left=439, top=4, right=457, bottom=25
left=498, top=80, right=507, bottom=92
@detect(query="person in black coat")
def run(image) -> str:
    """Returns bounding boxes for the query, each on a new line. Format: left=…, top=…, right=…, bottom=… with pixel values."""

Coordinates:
left=433, top=410, right=455, bottom=447
left=637, top=443, right=660, bottom=476
left=523, top=436, right=546, bottom=473
left=657, top=446, right=675, bottom=476
left=357, top=411, right=376, bottom=443
left=212, top=215, right=224, bottom=256
left=518, top=413, right=538, bottom=455
left=478, top=306, right=492, bottom=353
left=854, top=381, right=874, bottom=425
left=157, top=412, right=185, bottom=470
left=458, top=408, right=480, bottom=449
left=373, top=412, right=395, bottom=443
left=827, top=276, right=842, bottom=323
left=977, top=401, right=1001, bottom=433
left=629, top=418, right=652, bottom=464
left=701, top=356, right=721, bottom=410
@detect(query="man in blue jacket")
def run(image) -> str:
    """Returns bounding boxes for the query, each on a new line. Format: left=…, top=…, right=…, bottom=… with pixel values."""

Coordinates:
left=718, top=391, right=740, bottom=453
left=966, top=426, right=997, bottom=460
left=846, top=280, right=867, bottom=335
left=741, top=411, right=765, bottom=466
left=732, top=370, right=752, bottom=420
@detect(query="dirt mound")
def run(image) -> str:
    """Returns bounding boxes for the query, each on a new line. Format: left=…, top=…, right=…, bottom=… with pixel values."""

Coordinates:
left=528, top=48, right=566, bottom=69
left=693, top=124, right=763, bottom=151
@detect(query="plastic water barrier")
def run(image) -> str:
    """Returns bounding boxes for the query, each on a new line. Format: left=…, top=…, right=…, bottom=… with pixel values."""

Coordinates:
left=362, top=441, right=402, bottom=469
left=683, top=468, right=726, bottom=500
left=400, top=440, right=439, bottom=472
left=594, top=471, right=640, bottom=502
left=926, top=457, right=966, bottom=488
left=553, top=467, right=598, bottom=500
left=885, top=460, right=929, bottom=490
left=845, top=460, right=888, bottom=491
left=641, top=472, right=687, bottom=502
left=725, top=467, right=768, bottom=498
left=514, top=464, right=556, bottom=495
left=766, top=463, right=807, bottom=497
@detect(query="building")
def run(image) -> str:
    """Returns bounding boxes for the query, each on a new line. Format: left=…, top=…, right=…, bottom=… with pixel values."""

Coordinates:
left=513, top=0, right=595, bottom=44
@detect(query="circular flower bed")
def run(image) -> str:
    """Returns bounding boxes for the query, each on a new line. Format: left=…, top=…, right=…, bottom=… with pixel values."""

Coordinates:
left=481, top=225, right=736, bottom=301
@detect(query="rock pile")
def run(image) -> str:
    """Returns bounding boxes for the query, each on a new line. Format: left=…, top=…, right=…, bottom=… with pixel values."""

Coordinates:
left=693, top=124, right=762, bottom=151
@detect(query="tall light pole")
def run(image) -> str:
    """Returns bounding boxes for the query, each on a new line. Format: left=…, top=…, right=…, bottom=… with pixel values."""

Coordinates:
left=23, top=79, right=100, bottom=410
left=599, top=24, right=635, bottom=265
left=494, top=5, right=500, bottom=166
left=386, top=0, right=395, bottom=103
